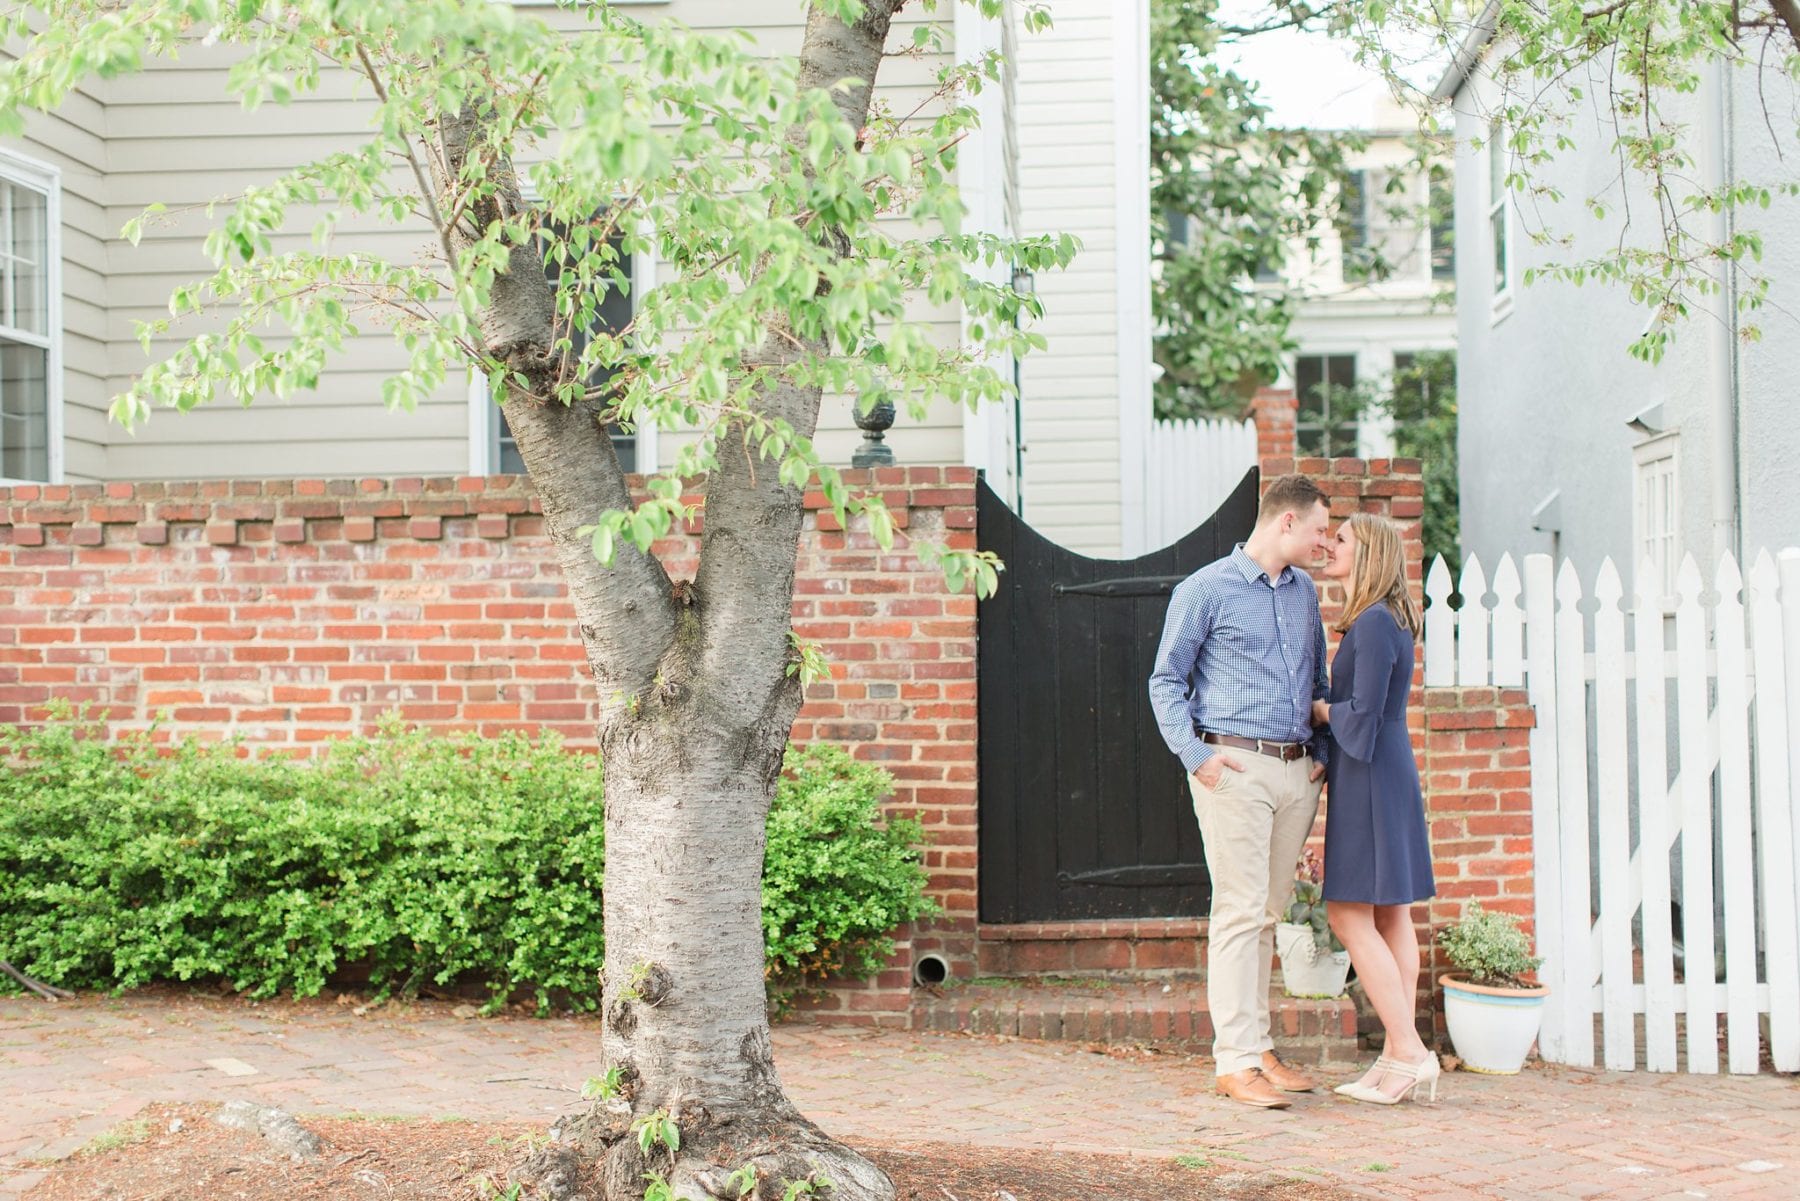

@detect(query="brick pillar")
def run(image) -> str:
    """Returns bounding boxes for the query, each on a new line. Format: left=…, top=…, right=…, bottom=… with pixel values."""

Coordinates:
left=1418, top=687, right=1536, bottom=1032
left=1250, top=387, right=1298, bottom=466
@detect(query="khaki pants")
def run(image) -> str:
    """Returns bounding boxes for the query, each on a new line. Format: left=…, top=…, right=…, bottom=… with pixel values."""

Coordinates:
left=1188, top=752, right=1322, bottom=1077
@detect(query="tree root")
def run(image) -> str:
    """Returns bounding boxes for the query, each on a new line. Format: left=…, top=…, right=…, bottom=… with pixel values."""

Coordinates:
left=510, top=1103, right=895, bottom=1201
left=0, top=961, right=74, bottom=1001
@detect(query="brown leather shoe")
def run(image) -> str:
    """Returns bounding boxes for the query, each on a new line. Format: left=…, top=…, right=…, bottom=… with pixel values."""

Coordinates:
left=1215, top=1068, right=1292, bottom=1109
left=1260, top=1051, right=1317, bottom=1092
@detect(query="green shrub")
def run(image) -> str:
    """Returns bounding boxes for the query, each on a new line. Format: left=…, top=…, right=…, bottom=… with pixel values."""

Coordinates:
left=0, top=710, right=934, bottom=1012
left=1436, top=900, right=1542, bottom=988
left=763, top=744, right=938, bottom=992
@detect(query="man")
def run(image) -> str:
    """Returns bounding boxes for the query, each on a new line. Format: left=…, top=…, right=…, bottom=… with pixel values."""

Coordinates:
left=1148, top=473, right=1332, bottom=1110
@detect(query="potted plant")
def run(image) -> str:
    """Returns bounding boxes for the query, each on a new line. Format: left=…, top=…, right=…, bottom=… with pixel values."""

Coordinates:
left=1276, top=849, right=1351, bottom=998
left=1437, top=901, right=1549, bottom=1074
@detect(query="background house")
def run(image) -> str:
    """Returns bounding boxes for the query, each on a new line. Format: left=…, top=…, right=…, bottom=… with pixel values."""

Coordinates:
left=1438, top=30, right=1800, bottom=582
left=0, top=0, right=1190, bottom=558
left=1277, top=116, right=1455, bottom=461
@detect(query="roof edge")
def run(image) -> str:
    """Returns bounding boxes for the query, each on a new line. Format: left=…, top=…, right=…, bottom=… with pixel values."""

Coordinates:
left=1429, top=0, right=1501, bottom=103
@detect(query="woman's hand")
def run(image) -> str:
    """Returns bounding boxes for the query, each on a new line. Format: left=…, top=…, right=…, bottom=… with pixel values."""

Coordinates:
left=1311, top=699, right=1331, bottom=727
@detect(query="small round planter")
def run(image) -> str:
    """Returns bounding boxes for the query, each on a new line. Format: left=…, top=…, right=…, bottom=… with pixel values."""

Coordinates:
left=1440, top=972, right=1550, bottom=1074
left=1276, top=922, right=1351, bottom=998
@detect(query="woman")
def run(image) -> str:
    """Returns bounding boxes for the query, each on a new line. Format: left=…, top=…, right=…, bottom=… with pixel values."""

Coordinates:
left=1311, top=513, right=1438, bottom=1105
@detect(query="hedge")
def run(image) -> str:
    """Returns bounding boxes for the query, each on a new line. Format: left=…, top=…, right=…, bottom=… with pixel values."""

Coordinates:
left=0, top=710, right=936, bottom=1011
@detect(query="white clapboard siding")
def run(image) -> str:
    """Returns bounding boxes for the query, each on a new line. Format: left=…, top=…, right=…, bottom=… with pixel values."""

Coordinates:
left=1457, top=555, right=1490, bottom=686
left=1749, top=551, right=1800, bottom=1073
left=1141, top=417, right=1256, bottom=551
left=1421, top=545, right=1800, bottom=1073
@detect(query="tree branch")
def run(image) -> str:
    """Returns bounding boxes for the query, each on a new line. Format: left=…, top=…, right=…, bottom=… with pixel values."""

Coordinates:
left=1, top=961, right=73, bottom=1001
left=1767, top=0, right=1800, bottom=53
left=432, top=103, right=676, bottom=703
left=350, top=42, right=464, bottom=288
left=689, top=0, right=900, bottom=739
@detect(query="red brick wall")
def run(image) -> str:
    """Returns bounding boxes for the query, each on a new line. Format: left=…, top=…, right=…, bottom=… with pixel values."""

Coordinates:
left=1250, top=387, right=1297, bottom=464
left=1419, top=688, right=1537, bottom=997
left=0, top=469, right=979, bottom=1021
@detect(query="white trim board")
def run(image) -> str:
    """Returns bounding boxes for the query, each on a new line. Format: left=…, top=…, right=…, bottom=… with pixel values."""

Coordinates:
left=954, top=1, right=1019, bottom=510
left=1113, top=0, right=1152, bottom=556
left=0, top=146, right=63, bottom=486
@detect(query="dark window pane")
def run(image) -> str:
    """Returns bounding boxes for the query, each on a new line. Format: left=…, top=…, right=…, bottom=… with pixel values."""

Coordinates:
left=1339, top=170, right=1368, bottom=251
left=1163, top=207, right=1190, bottom=252
left=1490, top=209, right=1507, bottom=294
left=495, top=220, right=637, bottom=473
left=1429, top=165, right=1454, bottom=281
left=1294, top=353, right=1357, bottom=458
left=0, top=340, right=48, bottom=481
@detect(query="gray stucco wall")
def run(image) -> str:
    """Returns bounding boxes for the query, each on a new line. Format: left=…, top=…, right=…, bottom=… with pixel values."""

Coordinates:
left=1454, top=61, right=1800, bottom=581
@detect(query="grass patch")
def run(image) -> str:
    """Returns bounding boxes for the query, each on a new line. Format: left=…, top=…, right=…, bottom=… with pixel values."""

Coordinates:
left=80, top=1119, right=151, bottom=1157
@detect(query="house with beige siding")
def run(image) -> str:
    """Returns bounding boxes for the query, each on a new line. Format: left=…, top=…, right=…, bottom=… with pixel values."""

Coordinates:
left=1, top=0, right=1161, bottom=556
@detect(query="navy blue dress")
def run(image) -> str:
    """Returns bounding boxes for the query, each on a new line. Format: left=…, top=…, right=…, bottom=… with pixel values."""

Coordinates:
left=1322, top=605, right=1435, bottom=905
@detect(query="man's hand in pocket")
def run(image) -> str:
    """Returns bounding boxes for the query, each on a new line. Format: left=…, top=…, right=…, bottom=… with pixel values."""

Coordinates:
left=1193, top=754, right=1245, bottom=790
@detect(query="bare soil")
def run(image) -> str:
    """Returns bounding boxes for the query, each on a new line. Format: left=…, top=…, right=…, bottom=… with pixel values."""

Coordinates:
left=25, top=1104, right=1355, bottom=1201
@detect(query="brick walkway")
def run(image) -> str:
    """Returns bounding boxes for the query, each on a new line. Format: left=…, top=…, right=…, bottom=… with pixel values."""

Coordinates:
left=2, top=992, right=1795, bottom=1199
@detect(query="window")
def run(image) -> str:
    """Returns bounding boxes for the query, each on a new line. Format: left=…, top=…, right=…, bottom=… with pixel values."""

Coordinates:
left=1487, top=123, right=1510, bottom=304
left=1336, top=169, right=1369, bottom=281
left=1633, top=435, right=1680, bottom=605
left=1429, top=164, right=1455, bottom=282
left=0, top=155, right=58, bottom=483
left=1391, top=350, right=1452, bottom=414
left=1294, top=354, right=1358, bottom=457
left=1162, top=207, right=1190, bottom=254
left=476, top=220, right=641, bottom=474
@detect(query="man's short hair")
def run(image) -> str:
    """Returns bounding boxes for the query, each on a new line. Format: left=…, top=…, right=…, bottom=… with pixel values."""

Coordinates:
left=1257, top=474, right=1329, bottom=524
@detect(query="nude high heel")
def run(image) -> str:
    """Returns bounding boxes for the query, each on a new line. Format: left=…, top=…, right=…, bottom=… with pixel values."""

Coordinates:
left=1344, top=1051, right=1440, bottom=1105
left=1334, top=1055, right=1396, bottom=1096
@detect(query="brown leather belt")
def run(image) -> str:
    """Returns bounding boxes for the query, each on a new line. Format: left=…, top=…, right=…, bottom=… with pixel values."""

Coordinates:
left=1201, top=731, right=1309, bottom=762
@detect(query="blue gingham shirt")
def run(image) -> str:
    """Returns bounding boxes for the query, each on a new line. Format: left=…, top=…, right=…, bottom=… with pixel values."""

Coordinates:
left=1148, top=545, right=1330, bottom=773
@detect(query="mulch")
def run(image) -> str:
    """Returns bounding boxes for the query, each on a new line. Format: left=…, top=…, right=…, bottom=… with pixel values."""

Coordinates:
left=23, top=1103, right=1356, bottom=1201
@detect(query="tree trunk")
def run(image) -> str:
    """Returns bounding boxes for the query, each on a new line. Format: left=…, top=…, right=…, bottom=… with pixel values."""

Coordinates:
left=436, top=4, right=906, bottom=1198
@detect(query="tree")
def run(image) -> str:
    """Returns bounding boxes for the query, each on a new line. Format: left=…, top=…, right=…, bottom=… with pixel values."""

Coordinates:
left=1350, top=0, right=1800, bottom=362
left=1383, top=350, right=1458, bottom=570
left=0, top=2, right=1069, bottom=1197
left=1151, top=0, right=1360, bottom=419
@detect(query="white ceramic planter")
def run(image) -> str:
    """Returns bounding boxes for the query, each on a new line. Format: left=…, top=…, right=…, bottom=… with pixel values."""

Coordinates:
left=1440, top=973, right=1550, bottom=1074
left=1277, top=922, right=1350, bottom=998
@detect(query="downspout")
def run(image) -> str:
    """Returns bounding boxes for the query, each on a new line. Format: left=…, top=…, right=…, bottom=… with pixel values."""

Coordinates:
left=1703, top=53, right=1742, bottom=561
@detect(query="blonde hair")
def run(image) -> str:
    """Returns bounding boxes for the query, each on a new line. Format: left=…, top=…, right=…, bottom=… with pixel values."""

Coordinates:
left=1334, top=512, right=1422, bottom=638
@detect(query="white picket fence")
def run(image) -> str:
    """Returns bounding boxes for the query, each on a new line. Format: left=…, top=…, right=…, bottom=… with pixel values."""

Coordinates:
left=1144, top=417, right=1257, bottom=552
left=1421, top=549, right=1800, bottom=1075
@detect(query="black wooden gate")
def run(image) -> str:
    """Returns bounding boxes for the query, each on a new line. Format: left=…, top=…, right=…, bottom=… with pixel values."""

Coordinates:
left=977, top=470, right=1260, bottom=924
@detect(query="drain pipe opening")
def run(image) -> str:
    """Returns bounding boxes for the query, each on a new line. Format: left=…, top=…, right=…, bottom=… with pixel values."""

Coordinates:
left=912, top=953, right=951, bottom=987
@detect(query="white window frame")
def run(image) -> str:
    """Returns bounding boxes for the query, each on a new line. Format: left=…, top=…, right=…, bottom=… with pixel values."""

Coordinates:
left=1487, top=121, right=1513, bottom=323
left=1633, top=432, right=1681, bottom=611
left=467, top=215, right=657, bottom=476
left=0, top=147, right=63, bottom=485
